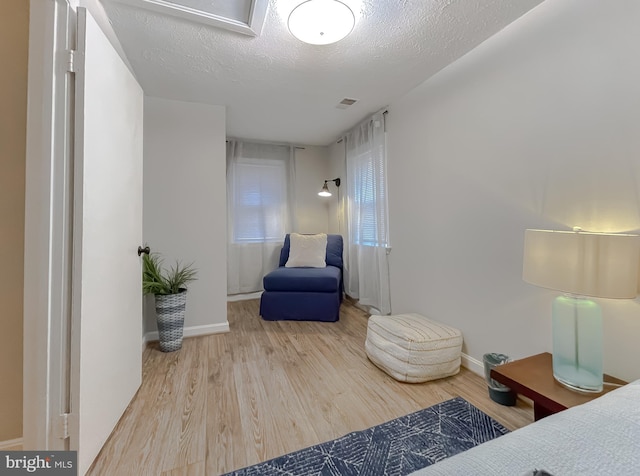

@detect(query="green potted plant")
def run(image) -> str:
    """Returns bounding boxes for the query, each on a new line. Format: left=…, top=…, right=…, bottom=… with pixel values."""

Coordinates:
left=142, top=252, right=197, bottom=352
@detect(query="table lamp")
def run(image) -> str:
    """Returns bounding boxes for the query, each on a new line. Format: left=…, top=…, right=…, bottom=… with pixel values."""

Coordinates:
left=522, top=228, right=639, bottom=393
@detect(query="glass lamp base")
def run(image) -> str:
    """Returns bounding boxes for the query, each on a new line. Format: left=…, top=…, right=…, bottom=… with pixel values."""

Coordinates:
left=552, top=295, right=603, bottom=393
left=553, top=364, right=602, bottom=393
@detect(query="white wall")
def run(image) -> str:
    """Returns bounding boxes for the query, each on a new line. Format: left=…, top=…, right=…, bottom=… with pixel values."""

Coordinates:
left=143, top=97, right=228, bottom=336
left=387, top=0, right=640, bottom=381
left=293, top=146, right=331, bottom=233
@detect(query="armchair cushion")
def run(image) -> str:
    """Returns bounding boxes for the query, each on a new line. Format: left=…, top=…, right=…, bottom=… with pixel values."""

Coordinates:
left=263, top=266, right=342, bottom=293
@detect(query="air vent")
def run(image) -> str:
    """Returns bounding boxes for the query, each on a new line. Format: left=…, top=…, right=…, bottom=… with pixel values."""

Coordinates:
left=336, top=98, right=358, bottom=109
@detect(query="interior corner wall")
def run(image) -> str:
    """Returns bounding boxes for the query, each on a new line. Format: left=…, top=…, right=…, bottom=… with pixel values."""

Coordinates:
left=387, top=0, right=640, bottom=381
left=327, top=140, right=346, bottom=235
left=294, top=146, right=331, bottom=234
left=143, top=97, right=227, bottom=335
left=0, top=0, right=28, bottom=443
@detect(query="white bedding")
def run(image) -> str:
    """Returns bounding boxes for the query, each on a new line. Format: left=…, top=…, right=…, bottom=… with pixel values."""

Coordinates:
left=410, top=379, right=640, bottom=476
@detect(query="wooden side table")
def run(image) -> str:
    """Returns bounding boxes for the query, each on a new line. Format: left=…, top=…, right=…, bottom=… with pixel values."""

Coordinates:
left=490, top=352, right=627, bottom=421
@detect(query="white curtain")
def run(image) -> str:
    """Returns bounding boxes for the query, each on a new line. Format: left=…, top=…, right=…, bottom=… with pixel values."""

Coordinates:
left=226, top=140, right=295, bottom=295
left=345, top=111, right=392, bottom=314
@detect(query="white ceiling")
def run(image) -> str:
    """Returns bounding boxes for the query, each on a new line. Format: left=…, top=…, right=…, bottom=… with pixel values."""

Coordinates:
left=102, top=0, right=545, bottom=146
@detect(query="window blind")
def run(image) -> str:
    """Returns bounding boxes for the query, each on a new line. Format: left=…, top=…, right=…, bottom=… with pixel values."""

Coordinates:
left=348, top=143, right=389, bottom=247
left=231, top=158, right=288, bottom=243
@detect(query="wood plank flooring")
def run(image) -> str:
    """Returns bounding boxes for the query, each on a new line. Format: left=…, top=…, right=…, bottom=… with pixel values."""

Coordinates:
left=87, top=299, right=533, bottom=475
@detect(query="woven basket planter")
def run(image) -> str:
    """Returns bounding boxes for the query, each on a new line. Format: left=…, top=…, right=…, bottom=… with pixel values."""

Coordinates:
left=155, top=290, right=187, bottom=352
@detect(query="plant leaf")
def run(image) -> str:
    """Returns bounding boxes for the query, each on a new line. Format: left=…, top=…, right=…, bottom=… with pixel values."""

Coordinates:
left=142, top=252, right=197, bottom=295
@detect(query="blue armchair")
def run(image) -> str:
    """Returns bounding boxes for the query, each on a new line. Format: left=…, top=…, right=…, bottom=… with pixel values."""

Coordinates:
left=259, top=234, right=344, bottom=322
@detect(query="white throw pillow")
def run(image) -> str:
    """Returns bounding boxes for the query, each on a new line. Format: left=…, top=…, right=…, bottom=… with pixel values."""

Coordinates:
left=285, top=233, right=327, bottom=268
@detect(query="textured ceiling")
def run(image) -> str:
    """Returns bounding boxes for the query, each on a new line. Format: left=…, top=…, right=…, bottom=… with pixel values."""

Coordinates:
left=102, top=0, right=545, bottom=146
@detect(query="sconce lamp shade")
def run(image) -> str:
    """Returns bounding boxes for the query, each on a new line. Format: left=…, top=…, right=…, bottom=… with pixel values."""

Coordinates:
left=318, top=177, right=341, bottom=197
left=523, top=229, right=640, bottom=299
left=318, top=181, right=332, bottom=197
left=288, top=0, right=355, bottom=45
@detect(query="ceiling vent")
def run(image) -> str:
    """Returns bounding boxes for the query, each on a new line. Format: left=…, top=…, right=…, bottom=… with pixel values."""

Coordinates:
left=336, top=98, right=358, bottom=109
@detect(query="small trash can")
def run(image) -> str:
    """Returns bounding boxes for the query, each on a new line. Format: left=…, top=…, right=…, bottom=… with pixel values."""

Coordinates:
left=483, top=353, right=517, bottom=406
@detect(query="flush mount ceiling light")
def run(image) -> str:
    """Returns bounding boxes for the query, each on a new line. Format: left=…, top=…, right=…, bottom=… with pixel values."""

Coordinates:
left=288, top=0, right=355, bottom=45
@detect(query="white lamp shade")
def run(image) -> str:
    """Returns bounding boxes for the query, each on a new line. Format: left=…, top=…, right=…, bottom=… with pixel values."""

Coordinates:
left=288, top=0, right=355, bottom=45
left=523, top=229, right=640, bottom=299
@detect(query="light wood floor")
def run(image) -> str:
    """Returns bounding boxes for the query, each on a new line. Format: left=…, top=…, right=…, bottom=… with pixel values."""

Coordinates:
left=88, top=299, right=533, bottom=475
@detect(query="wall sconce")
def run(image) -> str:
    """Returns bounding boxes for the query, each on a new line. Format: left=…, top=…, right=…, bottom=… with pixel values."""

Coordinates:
left=318, top=178, right=341, bottom=197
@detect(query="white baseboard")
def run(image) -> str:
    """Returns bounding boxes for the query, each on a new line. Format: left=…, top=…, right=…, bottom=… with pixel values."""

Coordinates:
left=140, top=325, right=487, bottom=376
left=143, top=321, right=230, bottom=345
left=0, top=437, right=23, bottom=450
left=461, top=352, right=484, bottom=377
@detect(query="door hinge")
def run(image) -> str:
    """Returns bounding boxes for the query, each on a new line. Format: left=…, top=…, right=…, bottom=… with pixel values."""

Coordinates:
left=66, top=50, right=76, bottom=73
left=55, top=413, right=71, bottom=440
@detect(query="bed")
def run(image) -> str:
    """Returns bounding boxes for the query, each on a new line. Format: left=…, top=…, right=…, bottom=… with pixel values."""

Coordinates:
left=410, top=379, right=640, bottom=475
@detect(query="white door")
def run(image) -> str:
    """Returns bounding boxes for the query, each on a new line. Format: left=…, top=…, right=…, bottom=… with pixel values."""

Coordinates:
left=70, top=7, right=144, bottom=474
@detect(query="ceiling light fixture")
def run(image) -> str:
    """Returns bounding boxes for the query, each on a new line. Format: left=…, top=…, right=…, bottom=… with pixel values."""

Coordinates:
left=288, top=0, right=355, bottom=45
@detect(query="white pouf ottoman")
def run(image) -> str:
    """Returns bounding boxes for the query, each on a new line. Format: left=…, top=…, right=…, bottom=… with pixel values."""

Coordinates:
left=365, top=313, right=463, bottom=383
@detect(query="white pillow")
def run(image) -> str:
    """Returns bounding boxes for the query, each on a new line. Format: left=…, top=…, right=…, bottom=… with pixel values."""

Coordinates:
left=285, top=233, right=327, bottom=268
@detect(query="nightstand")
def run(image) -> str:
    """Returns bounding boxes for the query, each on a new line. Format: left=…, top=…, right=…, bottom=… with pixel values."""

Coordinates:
left=490, top=352, right=627, bottom=421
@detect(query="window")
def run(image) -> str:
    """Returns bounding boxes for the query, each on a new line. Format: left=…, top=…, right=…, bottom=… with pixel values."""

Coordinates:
left=226, top=141, right=293, bottom=244
left=231, top=158, right=288, bottom=243
left=344, top=111, right=391, bottom=314
left=347, top=135, right=389, bottom=247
